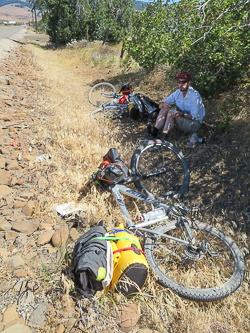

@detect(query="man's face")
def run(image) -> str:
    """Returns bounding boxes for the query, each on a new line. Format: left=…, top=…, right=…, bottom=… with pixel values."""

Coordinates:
left=177, top=80, right=190, bottom=92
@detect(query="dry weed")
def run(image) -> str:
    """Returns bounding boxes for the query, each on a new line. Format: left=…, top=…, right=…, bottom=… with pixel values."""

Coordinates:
left=20, top=36, right=250, bottom=333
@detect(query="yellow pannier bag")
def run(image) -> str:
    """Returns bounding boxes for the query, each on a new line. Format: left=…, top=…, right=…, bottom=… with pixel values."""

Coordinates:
left=107, top=224, right=149, bottom=296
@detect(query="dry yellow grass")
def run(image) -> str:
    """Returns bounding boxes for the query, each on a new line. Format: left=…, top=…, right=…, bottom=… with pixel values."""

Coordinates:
left=19, top=33, right=250, bottom=333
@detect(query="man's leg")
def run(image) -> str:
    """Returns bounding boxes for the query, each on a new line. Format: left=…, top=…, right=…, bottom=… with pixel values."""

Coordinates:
left=152, top=108, right=169, bottom=137
left=162, top=112, right=175, bottom=135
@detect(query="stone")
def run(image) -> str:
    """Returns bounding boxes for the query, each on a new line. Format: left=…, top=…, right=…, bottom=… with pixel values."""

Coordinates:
left=12, top=269, right=28, bottom=278
left=39, top=222, right=53, bottom=231
left=51, top=224, right=69, bottom=247
left=117, top=303, right=140, bottom=333
left=0, top=247, right=8, bottom=259
left=36, top=230, right=55, bottom=246
left=23, top=154, right=36, bottom=163
left=1, top=324, right=33, bottom=333
left=0, top=147, right=10, bottom=154
left=0, top=220, right=12, bottom=231
left=20, top=191, right=35, bottom=199
left=29, top=302, right=50, bottom=327
left=4, top=318, right=26, bottom=330
left=0, top=175, right=11, bottom=185
left=69, top=228, right=79, bottom=241
left=0, top=280, right=13, bottom=293
left=14, top=233, right=28, bottom=246
left=7, top=161, right=21, bottom=171
left=0, top=114, right=12, bottom=121
left=4, top=230, right=18, bottom=241
left=12, top=219, right=39, bottom=236
left=0, top=185, right=12, bottom=199
left=57, top=324, right=65, bottom=333
left=2, top=305, right=19, bottom=326
left=38, top=176, right=49, bottom=191
left=6, top=255, right=25, bottom=269
left=22, top=200, right=37, bottom=216
left=0, top=157, right=6, bottom=168
left=13, top=201, right=27, bottom=209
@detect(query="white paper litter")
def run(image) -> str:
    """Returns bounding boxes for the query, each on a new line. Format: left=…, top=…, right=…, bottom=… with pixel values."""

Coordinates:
left=55, top=202, right=85, bottom=217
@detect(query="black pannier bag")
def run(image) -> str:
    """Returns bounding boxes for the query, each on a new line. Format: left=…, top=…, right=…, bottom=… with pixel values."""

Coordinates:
left=96, top=148, right=130, bottom=186
left=129, top=93, right=159, bottom=120
left=72, top=225, right=113, bottom=299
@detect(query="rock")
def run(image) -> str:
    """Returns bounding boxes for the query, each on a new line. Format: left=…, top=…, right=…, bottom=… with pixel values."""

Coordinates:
left=0, top=185, right=12, bottom=199
left=39, top=222, right=53, bottom=231
left=29, top=302, right=50, bottom=327
left=57, top=324, right=65, bottom=333
left=6, top=255, right=25, bottom=269
left=1, top=324, right=33, bottom=333
left=0, top=114, right=12, bottom=121
left=19, top=290, right=35, bottom=307
left=4, top=318, right=26, bottom=330
left=117, top=303, right=140, bottom=333
left=0, top=175, right=11, bottom=185
left=13, top=201, right=27, bottom=209
left=14, top=233, right=28, bottom=246
left=69, top=228, right=79, bottom=241
left=37, top=176, right=49, bottom=191
left=51, top=224, right=69, bottom=247
left=7, top=161, right=21, bottom=171
left=12, top=219, right=39, bottom=235
left=12, top=269, right=28, bottom=278
left=0, top=280, right=13, bottom=293
left=20, top=191, right=35, bottom=199
left=2, top=305, right=19, bottom=326
left=4, top=230, right=18, bottom=241
left=0, top=220, right=12, bottom=231
left=23, top=154, right=36, bottom=163
left=22, top=200, right=37, bottom=216
left=36, top=230, right=55, bottom=246
left=0, top=247, right=8, bottom=259
left=0, top=157, right=6, bottom=168
left=0, top=147, right=10, bottom=154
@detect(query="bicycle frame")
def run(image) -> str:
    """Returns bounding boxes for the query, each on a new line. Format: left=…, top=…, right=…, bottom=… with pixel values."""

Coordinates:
left=111, top=184, right=194, bottom=246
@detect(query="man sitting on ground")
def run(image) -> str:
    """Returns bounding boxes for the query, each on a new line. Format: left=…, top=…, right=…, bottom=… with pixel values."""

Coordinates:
left=151, top=72, right=205, bottom=140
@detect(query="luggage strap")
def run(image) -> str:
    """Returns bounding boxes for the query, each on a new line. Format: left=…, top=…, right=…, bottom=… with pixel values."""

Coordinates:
left=91, top=236, right=140, bottom=246
left=113, top=246, right=145, bottom=256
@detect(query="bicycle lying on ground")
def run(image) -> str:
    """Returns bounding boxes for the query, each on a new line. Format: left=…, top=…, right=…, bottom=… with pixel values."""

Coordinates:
left=88, top=82, right=133, bottom=119
left=88, top=82, right=159, bottom=120
left=85, top=139, right=245, bottom=302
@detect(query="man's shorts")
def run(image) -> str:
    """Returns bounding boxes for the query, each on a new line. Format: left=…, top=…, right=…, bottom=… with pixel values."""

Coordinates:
left=178, top=118, right=201, bottom=133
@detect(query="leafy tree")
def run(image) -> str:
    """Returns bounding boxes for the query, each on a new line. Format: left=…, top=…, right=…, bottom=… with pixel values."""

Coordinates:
left=124, top=0, right=250, bottom=97
left=36, top=0, right=135, bottom=45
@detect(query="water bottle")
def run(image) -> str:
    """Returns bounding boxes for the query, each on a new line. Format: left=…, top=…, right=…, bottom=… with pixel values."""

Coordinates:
left=190, top=133, right=198, bottom=144
left=141, top=208, right=166, bottom=222
left=147, top=122, right=151, bottom=136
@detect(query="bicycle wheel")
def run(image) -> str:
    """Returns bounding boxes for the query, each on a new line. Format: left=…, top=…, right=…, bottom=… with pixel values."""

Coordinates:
left=144, top=221, right=245, bottom=302
left=104, top=105, right=126, bottom=119
left=89, top=82, right=116, bottom=106
left=130, top=139, right=190, bottom=201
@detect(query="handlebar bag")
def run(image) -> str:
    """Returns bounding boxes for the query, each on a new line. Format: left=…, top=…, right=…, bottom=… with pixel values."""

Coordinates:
left=96, top=148, right=130, bottom=186
left=119, top=82, right=133, bottom=94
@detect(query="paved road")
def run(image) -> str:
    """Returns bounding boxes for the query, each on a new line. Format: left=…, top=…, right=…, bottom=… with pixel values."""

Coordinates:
left=0, top=25, right=27, bottom=59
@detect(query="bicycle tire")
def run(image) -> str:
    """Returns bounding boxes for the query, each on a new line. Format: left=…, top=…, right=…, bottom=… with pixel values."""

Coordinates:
left=130, top=139, right=190, bottom=201
left=89, top=82, right=116, bottom=106
left=144, top=221, right=245, bottom=302
left=91, top=105, right=126, bottom=120
left=91, top=107, right=103, bottom=117
left=104, top=105, right=126, bottom=119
